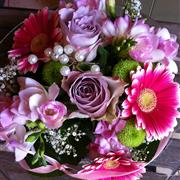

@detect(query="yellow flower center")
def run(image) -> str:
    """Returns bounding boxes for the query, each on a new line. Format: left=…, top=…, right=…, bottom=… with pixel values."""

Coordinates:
left=103, top=160, right=120, bottom=170
left=138, top=88, right=157, bottom=113
left=31, top=33, right=48, bottom=53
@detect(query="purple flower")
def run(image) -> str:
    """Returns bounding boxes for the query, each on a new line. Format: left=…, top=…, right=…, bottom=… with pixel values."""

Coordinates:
left=59, top=6, right=106, bottom=61
left=102, top=16, right=149, bottom=38
left=37, top=101, right=67, bottom=129
left=62, top=71, right=125, bottom=122
left=0, top=96, right=19, bottom=128
left=0, top=77, right=61, bottom=129
left=1, top=124, right=35, bottom=162
left=89, top=110, right=129, bottom=158
left=156, top=28, right=179, bottom=73
left=92, top=118, right=129, bottom=155
left=102, top=16, right=179, bottom=71
left=129, top=34, right=165, bottom=62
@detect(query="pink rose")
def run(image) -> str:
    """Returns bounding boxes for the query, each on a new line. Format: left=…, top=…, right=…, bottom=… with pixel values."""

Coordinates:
left=37, top=100, right=67, bottom=129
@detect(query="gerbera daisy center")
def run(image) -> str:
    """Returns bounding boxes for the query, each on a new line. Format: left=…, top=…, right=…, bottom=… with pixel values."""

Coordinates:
left=103, top=159, right=120, bottom=169
left=138, top=88, right=157, bottom=113
left=31, top=33, right=48, bottom=53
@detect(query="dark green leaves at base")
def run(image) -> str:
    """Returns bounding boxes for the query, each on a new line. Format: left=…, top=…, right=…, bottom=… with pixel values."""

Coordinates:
left=44, top=118, right=93, bottom=165
left=131, top=140, right=160, bottom=162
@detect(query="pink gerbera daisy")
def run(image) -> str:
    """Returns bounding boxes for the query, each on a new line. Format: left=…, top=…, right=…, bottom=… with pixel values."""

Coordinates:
left=79, top=152, right=145, bottom=180
left=122, top=63, right=180, bottom=140
left=9, top=8, right=63, bottom=73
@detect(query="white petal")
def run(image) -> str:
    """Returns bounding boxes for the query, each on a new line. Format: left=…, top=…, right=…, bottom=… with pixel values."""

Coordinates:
left=150, top=49, right=165, bottom=62
left=156, top=28, right=170, bottom=40
left=15, top=148, right=28, bottom=162
left=166, top=60, right=178, bottom=74
left=102, top=20, right=116, bottom=37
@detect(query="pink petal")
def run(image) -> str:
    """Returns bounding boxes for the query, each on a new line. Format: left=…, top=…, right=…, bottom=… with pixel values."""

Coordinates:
left=102, top=19, right=116, bottom=37
left=114, top=17, right=129, bottom=36
left=48, top=83, right=60, bottom=100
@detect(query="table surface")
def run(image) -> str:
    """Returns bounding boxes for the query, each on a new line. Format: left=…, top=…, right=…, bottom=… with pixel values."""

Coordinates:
left=0, top=2, right=180, bottom=180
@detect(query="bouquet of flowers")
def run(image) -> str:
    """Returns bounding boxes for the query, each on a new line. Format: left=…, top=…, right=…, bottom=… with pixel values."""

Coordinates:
left=0, top=0, right=180, bottom=179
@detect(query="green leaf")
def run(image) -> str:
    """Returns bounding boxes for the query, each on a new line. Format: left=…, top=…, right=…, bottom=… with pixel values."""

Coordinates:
left=97, top=46, right=109, bottom=68
left=37, top=122, right=46, bottom=130
left=26, top=132, right=41, bottom=142
left=39, top=136, right=45, bottom=157
left=32, top=151, right=40, bottom=165
left=26, top=121, right=38, bottom=129
left=76, top=63, right=91, bottom=72
left=41, top=158, right=48, bottom=166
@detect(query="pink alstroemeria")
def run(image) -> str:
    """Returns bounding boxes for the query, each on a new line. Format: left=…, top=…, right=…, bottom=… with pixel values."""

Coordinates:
left=12, top=77, right=60, bottom=124
left=0, top=77, right=61, bottom=129
left=3, top=124, right=35, bottom=162
left=102, top=16, right=179, bottom=70
left=102, top=16, right=149, bottom=38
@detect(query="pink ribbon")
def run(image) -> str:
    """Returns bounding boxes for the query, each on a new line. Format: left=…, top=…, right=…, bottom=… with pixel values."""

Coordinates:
left=18, top=135, right=170, bottom=179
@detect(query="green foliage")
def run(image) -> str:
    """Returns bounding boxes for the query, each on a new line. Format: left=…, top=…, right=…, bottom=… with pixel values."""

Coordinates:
left=117, top=120, right=146, bottom=148
left=42, top=61, right=63, bottom=86
left=112, top=38, right=136, bottom=59
left=131, top=140, right=160, bottom=162
left=25, top=133, right=47, bottom=167
left=112, top=59, right=139, bottom=82
left=92, top=46, right=111, bottom=75
left=26, top=120, right=46, bottom=130
left=97, top=46, right=109, bottom=68
left=26, top=132, right=41, bottom=142
left=44, top=118, right=93, bottom=165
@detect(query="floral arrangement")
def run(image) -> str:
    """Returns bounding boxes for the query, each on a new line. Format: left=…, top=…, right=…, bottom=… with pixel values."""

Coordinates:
left=0, top=0, right=180, bottom=179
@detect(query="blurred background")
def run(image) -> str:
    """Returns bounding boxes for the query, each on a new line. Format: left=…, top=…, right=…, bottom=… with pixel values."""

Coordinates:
left=0, top=0, right=180, bottom=180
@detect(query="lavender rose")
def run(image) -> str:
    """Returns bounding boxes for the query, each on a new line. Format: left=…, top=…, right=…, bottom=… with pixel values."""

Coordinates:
left=62, top=71, right=126, bottom=122
left=59, top=6, right=106, bottom=61
left=37, top=100, right=67, bottom=129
